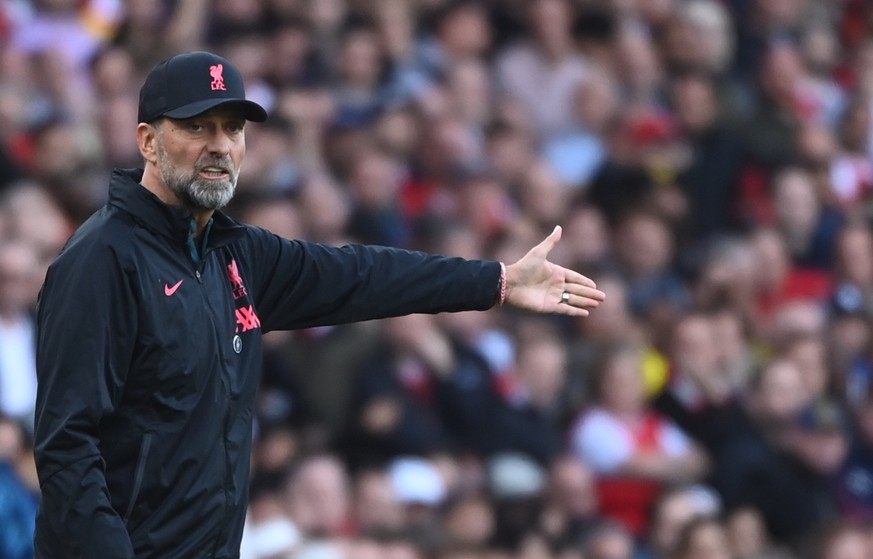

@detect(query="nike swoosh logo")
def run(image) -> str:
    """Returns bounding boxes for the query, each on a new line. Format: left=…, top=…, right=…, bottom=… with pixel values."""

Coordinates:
left=164, top=280, right=183, bottom=296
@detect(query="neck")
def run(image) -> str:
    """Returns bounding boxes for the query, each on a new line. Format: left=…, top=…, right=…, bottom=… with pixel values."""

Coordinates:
left=141, top=163, right=215, bottom=235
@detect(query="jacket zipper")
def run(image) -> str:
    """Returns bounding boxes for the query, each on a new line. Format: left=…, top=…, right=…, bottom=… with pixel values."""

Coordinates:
left=195, top=256, right=236, bottom=556
left=123, top=432, right=153, bottom=523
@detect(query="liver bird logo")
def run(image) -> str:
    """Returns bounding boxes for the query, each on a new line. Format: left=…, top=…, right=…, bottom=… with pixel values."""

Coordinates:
left=209, top=64, right=226, bottom=91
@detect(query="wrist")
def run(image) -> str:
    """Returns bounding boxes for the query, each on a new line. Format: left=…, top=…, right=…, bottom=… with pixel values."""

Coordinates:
left=498, top=262, right=507, bottom=306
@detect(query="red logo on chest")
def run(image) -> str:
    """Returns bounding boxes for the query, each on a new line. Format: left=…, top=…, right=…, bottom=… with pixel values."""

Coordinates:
left=227, top=259, right=247, bottom=300
left=227, top=259, right=260, bottom=333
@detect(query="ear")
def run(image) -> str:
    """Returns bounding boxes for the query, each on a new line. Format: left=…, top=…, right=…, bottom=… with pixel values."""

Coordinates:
left=137, top=122, right=159, bottom=164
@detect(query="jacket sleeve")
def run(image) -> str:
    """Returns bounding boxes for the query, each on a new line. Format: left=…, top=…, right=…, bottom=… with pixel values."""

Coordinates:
left=243, top=228, right=502, bottom=332
left=33, top=240, right=137, bottom=559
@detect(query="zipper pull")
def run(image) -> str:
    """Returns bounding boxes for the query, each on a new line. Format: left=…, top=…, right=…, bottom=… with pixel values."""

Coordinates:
left=195, top=269, right=202, bottom=283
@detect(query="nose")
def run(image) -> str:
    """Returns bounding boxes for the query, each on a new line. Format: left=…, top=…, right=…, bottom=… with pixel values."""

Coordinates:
left=206, top=128, right=232, bottom=156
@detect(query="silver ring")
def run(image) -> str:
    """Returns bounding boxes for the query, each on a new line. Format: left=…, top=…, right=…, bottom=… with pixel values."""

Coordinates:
left=561, top=291, right=571, bottom=304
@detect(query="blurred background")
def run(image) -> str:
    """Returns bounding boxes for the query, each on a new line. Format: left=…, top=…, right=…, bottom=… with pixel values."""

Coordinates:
left=2, top=0, right=873, bottom=558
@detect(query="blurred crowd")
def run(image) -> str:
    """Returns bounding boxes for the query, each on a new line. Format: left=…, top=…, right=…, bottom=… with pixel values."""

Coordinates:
left=3, top=0, right=873, bottom=558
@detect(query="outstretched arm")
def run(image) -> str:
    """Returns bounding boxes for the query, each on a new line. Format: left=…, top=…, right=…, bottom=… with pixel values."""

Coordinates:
left=504, top=226, right=606, bottom=316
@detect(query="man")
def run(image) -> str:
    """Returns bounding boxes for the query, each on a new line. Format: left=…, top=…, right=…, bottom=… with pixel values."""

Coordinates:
left=33, top=51, right=605, bottom=559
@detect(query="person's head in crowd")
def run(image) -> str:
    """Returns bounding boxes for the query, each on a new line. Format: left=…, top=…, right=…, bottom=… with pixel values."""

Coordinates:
left=801, top=24, right=841, bottom=80
left=352, top=467, right=405, bottom=537
left=693, top=236, right=757, bottom=314
left=296, top=171, right=351, bottom=244
left=852, top=39, right=873, bottom=97
left=748, top=358, right=809, bottom=430
left=725, top=506, right=772, bottom=559
left=661, top=0, right=734, bottom=75
left=615, top=28, right=664, bottom=107
left=513, top=321, right=568, bottom=412
left=516, top=159, right=570, bottom=231
left=0, top=240, right=41, bottom=319
left=669, top=312, right=733, bottom=405
left=346, top=145, right=404, bottom=211
left=305, top=0, right=346, bottom=35
left=526, top=0, right=578, bottom=58
left=758, top=41, right=807, bottom=110
left=546, top=455, right=598, bottom=524
left=445, top=57, right=493, bottom=128
left=30, top=119, right=101, bottom=185
left=0, top=414, right=37, bottom=491
left=767, top=300, right=827, bottom=352
left=211, top=0, right=266, bottom=38
left=484, top=120, right=537, bottom=188
left=557, top=204, right=611, bottom=271
left=569, top=66, right=620, bottom=136
left=593, top=342, right=648, bottom=416
left=672, top=517, right=734, bottom=559
left=0, top=414, right=28, bottom=464
left=778, top=332, right=831, bottom=403
left=815, top=522, right=870, bottom=559
left=414, top=111, right=484, bottom=178
left=97, top=94, right=142, bottom=168
left=670, top=71, right=721, bottom=137
left=266, top=18, right=314, bottom=86
left=771, top=167, right=824, bottom=260
left=576, top=273, right=640, bottom=345
left=852, top=387, right=873, bottom=446
left=252, top=422, right=300, bottom=478
left=374, top=0, right=416, bottom=64
left=837, top=97, right=872, bottom=165
left=835, top=222, right=873, bottom=290
left=432, top=1, right=492, bottom=63
left=750, top=227, right=791, bottom=297
left=241, top=487, right=301, bottom=559
left=335, top=16, right=388, bottom=92
left=30, top=119, right=106, bottom=221
left=796, top=120, right=837, bottom=174
left=372, top=107, right=420, bottom=160
left=487, top=452, right=547, bottom=551
left=647, top=485, right=722, bottom=559
left=235, top=192, right=304, bottom=241
left=710, top=308, right=756, bottom=387
left=754, top=0, right=806, bottom=29
left=0, top=181, right=69, bottom=267
left=786, top=399, right=851, bottom=476
left=454, top=171, right=515, bottom=243
left=634, top=0, right=677, bottom=30
left=441, top=493, right=495, bottom=549
left=614, top=209, right=675, bottom=281
left=89, top=46, right=137, bottom=99
left=581, top=520, right=635, bottom=559
left=388, top=456, right=447, bottom=519
left=827, top=283, right=872, bottom=395
left=284, top=453, right=351, bottom=538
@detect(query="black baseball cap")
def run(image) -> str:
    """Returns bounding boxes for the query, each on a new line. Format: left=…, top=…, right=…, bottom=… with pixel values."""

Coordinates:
left=138, top=51, right=267, bottom=124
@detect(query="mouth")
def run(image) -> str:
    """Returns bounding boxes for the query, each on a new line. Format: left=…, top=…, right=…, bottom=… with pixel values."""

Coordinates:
left=199, top=166, right=231, bottom=180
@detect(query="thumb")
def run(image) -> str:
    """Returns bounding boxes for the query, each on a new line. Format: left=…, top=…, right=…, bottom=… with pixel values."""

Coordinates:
left=532, top=225, right=562, bottom=257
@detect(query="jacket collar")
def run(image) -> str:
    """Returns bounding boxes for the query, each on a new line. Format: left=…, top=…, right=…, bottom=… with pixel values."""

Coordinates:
left=108, top=168, right=246, bottom=250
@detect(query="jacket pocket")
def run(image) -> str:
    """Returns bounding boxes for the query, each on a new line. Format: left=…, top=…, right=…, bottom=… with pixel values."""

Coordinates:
left=123, top=432, right=152, bottom=523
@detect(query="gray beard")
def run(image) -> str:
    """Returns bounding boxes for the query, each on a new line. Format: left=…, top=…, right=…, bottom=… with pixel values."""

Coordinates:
left=156, top=141, right=238, bottom=211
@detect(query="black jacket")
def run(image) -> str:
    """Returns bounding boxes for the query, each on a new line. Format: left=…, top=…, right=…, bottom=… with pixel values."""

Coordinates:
left=34, top=169, right=501, bottom=559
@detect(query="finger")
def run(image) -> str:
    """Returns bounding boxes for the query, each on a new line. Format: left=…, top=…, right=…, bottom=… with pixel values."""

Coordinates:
left=533, top=225, right=562, bottom=257
left=561, top=293, right=604, bottom=309
left=564, top=284, right=606, bottom=302
left=555, top=303, right=590, bottom=318
left=562, top=268, right=597, bottom=289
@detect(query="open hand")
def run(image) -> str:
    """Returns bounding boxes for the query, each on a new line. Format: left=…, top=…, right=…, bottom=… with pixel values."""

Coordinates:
left=504, top=226, right=606, bottom=316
